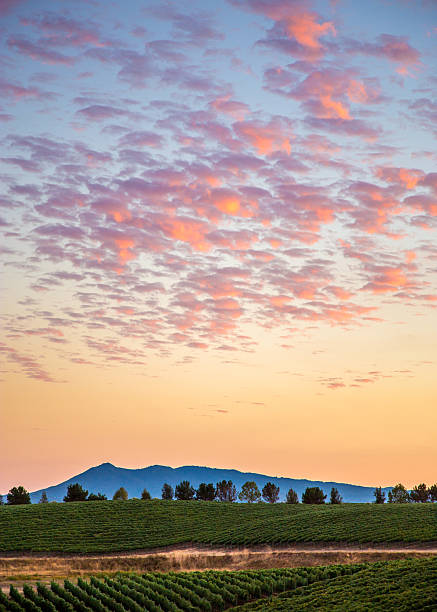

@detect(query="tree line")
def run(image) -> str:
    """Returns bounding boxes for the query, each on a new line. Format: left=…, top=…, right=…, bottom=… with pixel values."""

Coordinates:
left=373, top=483, right=437, bottom=504
left=2, top=480, right=436, bottom=505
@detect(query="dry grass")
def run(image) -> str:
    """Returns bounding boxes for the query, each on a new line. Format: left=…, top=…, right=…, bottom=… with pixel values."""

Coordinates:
left=1, top=544, right=436, bottom=591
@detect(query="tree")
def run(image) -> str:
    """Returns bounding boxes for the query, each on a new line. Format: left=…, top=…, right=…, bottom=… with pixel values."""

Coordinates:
left=216, top=480, right=237, bottom=502
left=7, top=486, right=31, bottom=505
left=87, top=492, right=107, bottom=501
left=330, top=487, right=342, bottom=504
left=161, top=483, right=174, bottom=500
left=238, top=481, right=261, bottom=503
left=286, top=488, right=299, bottom=504
left=373, top=487, right=386, bottom=504
left=39, top=491, right=48, bottom=504
left=64, top=483, right=88, bottom=502
left=0, top=495, right=3, bottom=505
left=113, top=487, right=128, bottom=501
left=196, top=483, right=216, bottom=501
left=302, top=487, right=326, bottom=504
left=387, top=483, right=410, bottom=504
left=409, top=483, right=429, bottom=503
left=175, top=480, right=195, bottom=500
left=262, top=482, right=280, bottom=503
left=429, top=484, right=437, bottom=503
left=141, top=488, right=151, bottom=500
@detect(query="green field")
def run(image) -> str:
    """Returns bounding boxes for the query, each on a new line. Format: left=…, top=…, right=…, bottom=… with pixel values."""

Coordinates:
left=0, top=559, right=435, bottom=611
left=230, top=558, right=437, bottom=611
left=0, top=500, right=436, bottom=553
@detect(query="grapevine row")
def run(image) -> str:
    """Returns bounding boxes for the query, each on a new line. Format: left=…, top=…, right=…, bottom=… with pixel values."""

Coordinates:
left=1, top=500, right=435, bottom=553
left=3, top=561, right=432, bottom=611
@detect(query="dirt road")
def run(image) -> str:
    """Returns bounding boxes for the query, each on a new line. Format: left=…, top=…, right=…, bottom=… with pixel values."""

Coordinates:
left=1, top=543, right=436, bottom=590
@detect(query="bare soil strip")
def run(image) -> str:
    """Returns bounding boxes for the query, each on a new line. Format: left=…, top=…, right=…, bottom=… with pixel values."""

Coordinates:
left=1, top=544, right=436, bottom=590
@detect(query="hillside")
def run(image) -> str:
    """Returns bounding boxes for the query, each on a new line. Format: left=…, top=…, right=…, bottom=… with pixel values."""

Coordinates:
left=1, top=499, right=435, bottom=553
left=26, top=463, right=391, bottom=503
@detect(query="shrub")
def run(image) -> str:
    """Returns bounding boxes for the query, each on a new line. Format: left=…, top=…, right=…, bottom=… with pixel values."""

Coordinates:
left=175, top=481, right=195, bottom=500
left=113, top=487, right=128, bottom=500
left=7, top=486, right=31, bottom=505
left=64, top=483, right=88, bottom=503
left=286, top=488, right=299, bottom=504
left=162, top=483, right=174, bottom=500
left=302, top=487, right=326, bottom=504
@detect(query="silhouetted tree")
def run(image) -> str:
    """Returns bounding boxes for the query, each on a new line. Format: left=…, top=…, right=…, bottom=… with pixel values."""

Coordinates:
left=161, top=483, right=174, bottom=500
left=7, top=486, right=31, bottom=505
left=429, top=484, right=437, bottom=503
left=262, top=482, right=280, bottom=503
left=330, top=487, right=342, bottom=504
left=113, top=487, right=128, bottom=501
left=39, top=491, right=48, bottom=504
left=0, top=495, right=3, bottom=505
left=196, top=483, right=216, bottom=501
left=64, top=483, right=88, bottom=502
left=387, top=483, right=410, bottom=503
left=175, top=480, right=195, bottom=500
left=141, top=489, right=151, bottom=500
left=302, top=487, right=326, bottom=504
left=87, top=492, right=107, bottom=501
left=409, top=483, right=429, bottom=503
left=286, top=488, right=299, bottom=504
left=239, top=481, right=261, bottom=503
left=373, top=487, right=386, bottom=504
left=216, top=480, right=237, bottom=502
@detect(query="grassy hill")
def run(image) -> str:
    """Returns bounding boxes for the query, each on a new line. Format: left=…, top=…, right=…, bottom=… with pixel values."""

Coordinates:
left=1, top=559, right=435, bottom=611
left=1, top=499, right=436, bottom=553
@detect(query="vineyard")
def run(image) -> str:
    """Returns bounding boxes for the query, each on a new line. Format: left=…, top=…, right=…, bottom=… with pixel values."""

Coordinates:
left=231, top=557, right=437, bottom=610
left=0, top=559, right=435, bottom=611
left=0, top=500, right=436, bottom=553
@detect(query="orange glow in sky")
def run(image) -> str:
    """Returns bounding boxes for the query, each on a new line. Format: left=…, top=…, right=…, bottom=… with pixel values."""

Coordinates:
left=1, top=0, right=437, bottom=494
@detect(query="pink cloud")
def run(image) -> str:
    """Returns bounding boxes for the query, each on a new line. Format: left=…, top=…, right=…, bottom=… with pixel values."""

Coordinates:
left=150, top=5, right=224, bottom=44
left=1, top=157, right=40, bottom=172
left=375, top=166, right=425, bottom=190
left=7, top=37, right=75, bottom=65
left=147, top=40, right=188, bottom=63
left=234, top=0, right=336, bottom=60
left=21, top=13, right=106, bottom=48
left=207, top=229, right=258, bottom=250
left=408, top=98, right=437, bottom=135
left=210, top=95, right=250, bottom=120
left=76, top=105, right=129, bottom=121
left=404, top=195, right=437, bottom=217
left=306, top=116, right=379, bottom=140
left=119, top=130, right=163, bottom=148
left=86, top=47, right=154, bottom=88
left=292, top=70, right=353, bottom=119
left=0, top=78, right=42, bottom=100
left=346, top=181, right=402, bottom=234
left=90, top=198, right=131, bottom=223
left=233, top=117, right=293, bottom=155
left=362, top=266, right=412, bottom=294
left=265, top=66, right=382, bottom=125
left=343, top=34, right=420, bottom=75
left=0, top=0, right=24, bottom=15
left=0, top=342, right=58, bottom=383
left=158, top=216, right=212, bottom=251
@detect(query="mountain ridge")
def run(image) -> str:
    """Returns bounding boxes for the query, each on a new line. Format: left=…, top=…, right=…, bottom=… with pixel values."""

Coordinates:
left=25, top=463, right=391, bottom=503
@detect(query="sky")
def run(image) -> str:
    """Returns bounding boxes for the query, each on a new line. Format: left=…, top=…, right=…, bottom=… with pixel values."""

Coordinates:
left=1, top=0, right=436, bottom=494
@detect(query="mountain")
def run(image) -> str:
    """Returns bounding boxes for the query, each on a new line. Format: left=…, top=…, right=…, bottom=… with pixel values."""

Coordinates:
left=28, top=463, right=390, bottom=503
